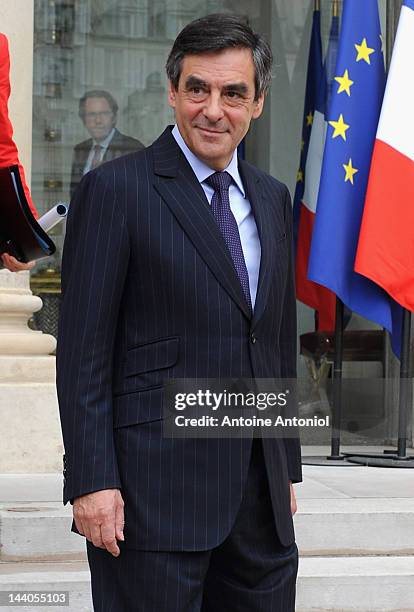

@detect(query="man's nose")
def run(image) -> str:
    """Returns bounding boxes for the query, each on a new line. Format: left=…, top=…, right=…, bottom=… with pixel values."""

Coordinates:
left=203, top=93, right=224, bottom=123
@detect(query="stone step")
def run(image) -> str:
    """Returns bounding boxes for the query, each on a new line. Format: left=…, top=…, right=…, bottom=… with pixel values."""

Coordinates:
left=294, top=497, right=414, bottom=557
left=0, top=503, right=84, bottom=562
left=0, top=561, right=91, bottom=612
left=1, top=556, right=413, bottom=612
left=296, top=555, right=414, bottom=612
left=2, top=498, right=414, bottom=561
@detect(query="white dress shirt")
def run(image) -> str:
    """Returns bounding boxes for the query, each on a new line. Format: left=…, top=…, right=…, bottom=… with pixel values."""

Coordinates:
left=172, top=125, right=261, bottom=308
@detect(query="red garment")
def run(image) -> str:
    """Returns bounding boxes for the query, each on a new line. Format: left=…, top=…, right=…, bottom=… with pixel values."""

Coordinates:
left=0, top=33, right=37, bottom=217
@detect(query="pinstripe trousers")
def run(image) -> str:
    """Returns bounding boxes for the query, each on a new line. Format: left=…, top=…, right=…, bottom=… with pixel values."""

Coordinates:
left=86, top=439, right=298, bottom=612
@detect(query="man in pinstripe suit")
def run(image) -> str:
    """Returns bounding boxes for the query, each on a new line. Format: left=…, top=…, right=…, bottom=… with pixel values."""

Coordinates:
left=57, top=13, right=302, bottom=611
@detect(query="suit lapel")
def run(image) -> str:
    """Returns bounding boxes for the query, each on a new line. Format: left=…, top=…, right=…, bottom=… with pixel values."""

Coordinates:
left=152, top=128, right=251, bottom=320
left=238, top=159, right=274, bottom=327
left=78, top=141, right=91, bottom=171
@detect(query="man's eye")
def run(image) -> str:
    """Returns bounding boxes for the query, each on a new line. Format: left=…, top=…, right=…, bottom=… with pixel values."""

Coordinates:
left=191, top=87, right=204, bottom=94
left=226, top=91, right=241, bottom=99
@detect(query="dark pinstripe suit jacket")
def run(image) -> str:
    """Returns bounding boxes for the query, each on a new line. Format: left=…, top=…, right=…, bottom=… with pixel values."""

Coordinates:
left=57, top=126, right=302, bottom=551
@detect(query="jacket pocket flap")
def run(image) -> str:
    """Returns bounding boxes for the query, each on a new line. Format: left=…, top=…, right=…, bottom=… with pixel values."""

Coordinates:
left=124, top=336, right=179, bottom=377
left=113, top=386, right=164, bottom=428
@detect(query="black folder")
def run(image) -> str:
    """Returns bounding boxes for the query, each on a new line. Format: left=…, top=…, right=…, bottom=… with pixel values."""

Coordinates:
left=0, top=165, right=56, bottom=269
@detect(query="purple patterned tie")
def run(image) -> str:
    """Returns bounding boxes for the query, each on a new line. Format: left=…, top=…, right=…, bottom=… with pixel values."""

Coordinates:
left=206, top=171, right=252, bottom=310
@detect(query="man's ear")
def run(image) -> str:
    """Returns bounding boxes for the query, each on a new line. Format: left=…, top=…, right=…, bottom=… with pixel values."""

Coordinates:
left=168, top=81, right=177, bottom=109
left=252, top=93, right=265, bottom=119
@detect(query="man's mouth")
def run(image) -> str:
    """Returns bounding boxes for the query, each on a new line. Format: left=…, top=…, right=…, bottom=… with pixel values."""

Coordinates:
left=196, top=127, right=226, bottom=135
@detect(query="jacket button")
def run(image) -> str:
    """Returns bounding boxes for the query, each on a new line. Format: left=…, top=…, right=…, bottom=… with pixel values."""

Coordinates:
left=250, top=333, right=257, bottom=344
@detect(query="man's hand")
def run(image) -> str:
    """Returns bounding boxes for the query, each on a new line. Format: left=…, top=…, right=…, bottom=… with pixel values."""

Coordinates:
left=1, top=253, right=35, bottom=272
left=289, top=481, right=297, bottom=516
left=73, top=489, right=125, bottom=557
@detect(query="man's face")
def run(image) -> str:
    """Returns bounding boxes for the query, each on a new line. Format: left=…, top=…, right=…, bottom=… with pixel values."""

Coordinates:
left=82, top=97, right=116, bottom=142
left=168, top=48, right=264, bottom=170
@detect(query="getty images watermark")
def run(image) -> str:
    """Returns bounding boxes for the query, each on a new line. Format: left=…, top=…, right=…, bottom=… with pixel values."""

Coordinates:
left=163, top=379, right=330, bottom=438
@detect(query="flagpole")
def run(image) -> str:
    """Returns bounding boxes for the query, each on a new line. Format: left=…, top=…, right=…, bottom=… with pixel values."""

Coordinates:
left=329, top=0, right=342, bottom=461
left=326, top=0, right=344, bottom=462
left=314, top=0, right=320, bottom=10
left=303, top=298, right=352, bottom=467
left=379, top=311, right=412, bottom=460
left=327, top=297, right=346, bottom=460
left=386, top=0, right=411, bottom=463
left=397, top=309, right=411, bottom=458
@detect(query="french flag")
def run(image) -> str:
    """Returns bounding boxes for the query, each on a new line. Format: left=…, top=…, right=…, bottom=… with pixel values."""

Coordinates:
left=355, top=0, right=414, bottom=312
left=294, top=8, right=337, bottom=330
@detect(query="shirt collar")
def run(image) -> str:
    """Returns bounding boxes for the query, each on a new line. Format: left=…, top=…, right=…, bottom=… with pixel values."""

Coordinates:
left=172, top=125, right=245, bottom=198
left=93, top=127, right=115, bottom=149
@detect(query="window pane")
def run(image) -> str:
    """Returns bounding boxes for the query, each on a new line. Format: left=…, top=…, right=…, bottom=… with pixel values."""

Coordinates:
left=32, top=0, right=387, bottom=352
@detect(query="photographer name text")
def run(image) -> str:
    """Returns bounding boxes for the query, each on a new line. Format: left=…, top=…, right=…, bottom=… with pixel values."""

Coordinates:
left=174, top=415, right=330, bottom=428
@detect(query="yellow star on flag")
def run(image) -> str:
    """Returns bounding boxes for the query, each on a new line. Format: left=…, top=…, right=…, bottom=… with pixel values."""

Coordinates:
left=297, top=169, right=304, bottom=183
left=343, top=158, right=358, bottom=184
left=329, top=114, right=350, bottom=141
left=355, top=38, right=375, bottom=64
left=301, top=139, right=305, bottom=151
left=306, top=112, right=313, bottom=126
left=334, top=69, right=354, bottom=96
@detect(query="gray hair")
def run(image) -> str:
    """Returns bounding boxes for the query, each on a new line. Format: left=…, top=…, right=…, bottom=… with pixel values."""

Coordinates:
left=166, top=14, right=273, bottom=101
